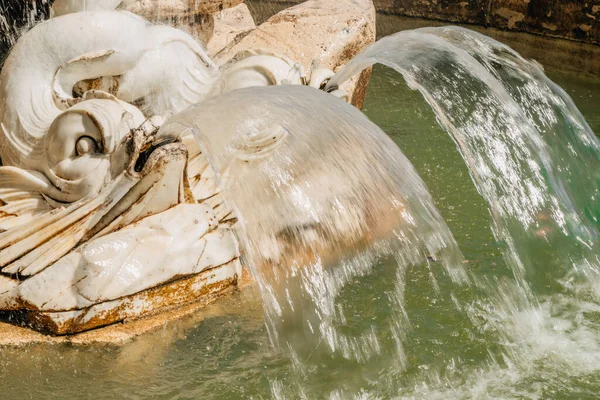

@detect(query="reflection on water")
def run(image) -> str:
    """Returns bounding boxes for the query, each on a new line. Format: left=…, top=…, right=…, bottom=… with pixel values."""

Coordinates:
left=1, top=21, right=600, bottom=400
left=0, top=288, right=275, bottom=399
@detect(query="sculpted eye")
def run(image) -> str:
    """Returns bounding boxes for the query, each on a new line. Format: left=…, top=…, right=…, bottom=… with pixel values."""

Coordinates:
left=76, top=136, right=98, bottom=156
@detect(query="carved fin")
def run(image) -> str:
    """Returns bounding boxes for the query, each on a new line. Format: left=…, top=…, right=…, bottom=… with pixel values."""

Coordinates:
left=118, top=27, right=219, bottom=115
left=0, top=174, right=136, bottom=272
left=3, top=212, right=96, bottom=277
left=89, top=162, right=179, bottom=240
left=0, top=167, right=54, bottom=231
left=0, top=276, right=19, bottom=310
left=220, top=49, right=305, bottom=90
left=0, top=166, right=69, bottom=203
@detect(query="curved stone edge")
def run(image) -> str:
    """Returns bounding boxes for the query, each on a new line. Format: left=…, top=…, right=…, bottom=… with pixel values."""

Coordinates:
left=0, top=290, right=230, bottom=346
left=0, top=259, right=241, bottom=343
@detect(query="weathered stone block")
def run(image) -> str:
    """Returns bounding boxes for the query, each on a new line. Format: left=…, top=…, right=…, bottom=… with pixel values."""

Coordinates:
left=207, top=3, right=257, bottom=56
left=14, top=260, right=240, bottom=335
left=124, top=0, right=255, bottom=51
left=215, top=0, right=377, bottom=108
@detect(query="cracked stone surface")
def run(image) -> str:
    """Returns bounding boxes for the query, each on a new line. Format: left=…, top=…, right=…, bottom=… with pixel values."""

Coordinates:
left=0, top=280, right=240, bottom=345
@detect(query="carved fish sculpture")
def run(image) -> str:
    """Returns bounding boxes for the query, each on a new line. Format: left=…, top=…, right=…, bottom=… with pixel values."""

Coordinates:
left=0, top=9, right=239, bottom=335
left=0, top=5, right=348, bottom=335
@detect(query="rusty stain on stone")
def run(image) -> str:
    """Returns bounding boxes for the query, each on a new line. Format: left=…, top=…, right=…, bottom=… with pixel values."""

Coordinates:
left=3, top=261, right=240, bottom=335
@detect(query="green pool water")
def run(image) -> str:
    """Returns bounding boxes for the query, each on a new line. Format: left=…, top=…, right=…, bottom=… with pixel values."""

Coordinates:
left=1, top=40, right=599, bottom=400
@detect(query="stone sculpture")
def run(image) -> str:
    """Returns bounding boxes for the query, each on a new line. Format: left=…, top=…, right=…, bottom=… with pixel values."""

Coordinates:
left=0, top=0, right=374, bottom=336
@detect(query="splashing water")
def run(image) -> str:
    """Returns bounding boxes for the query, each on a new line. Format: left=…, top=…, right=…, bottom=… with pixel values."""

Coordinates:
left=327, top=26, right=600, bottom=397
left=159, top=85, right=468, bottom=394
left=0, top=1, right=50, bottom=66
left=329, top=28, right=599, bottom=284
left=165, top=26, right=600, bottom=397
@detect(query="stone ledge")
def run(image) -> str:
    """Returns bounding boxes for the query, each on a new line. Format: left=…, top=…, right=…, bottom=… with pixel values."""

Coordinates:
left=0, top=285, right=239, bottom=346
left=0, top=259, right=241, bottom=339
left=377, top=14, right=600, bottom=78
left=252, top=0, right=600, bottom=46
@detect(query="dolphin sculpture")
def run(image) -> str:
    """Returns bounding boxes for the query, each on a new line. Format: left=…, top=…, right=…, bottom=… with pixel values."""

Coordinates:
left=0, top=5, right=346, bottom=335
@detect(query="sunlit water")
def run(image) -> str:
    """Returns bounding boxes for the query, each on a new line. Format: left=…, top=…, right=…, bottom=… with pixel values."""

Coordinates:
left=0, top=66, right=596, bottom=400
left=1, top=10, right=600, bottom=400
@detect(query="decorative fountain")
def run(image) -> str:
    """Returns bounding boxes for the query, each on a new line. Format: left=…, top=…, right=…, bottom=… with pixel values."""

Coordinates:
left=1, top=0, right=600, bottom=398
left=0, top=0, right=376, bottom=339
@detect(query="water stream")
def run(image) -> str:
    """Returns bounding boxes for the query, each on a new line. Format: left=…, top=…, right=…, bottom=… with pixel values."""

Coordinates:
left=158, top=85, right=468, bottom=396
left=325, top=26, right=600, bottom=398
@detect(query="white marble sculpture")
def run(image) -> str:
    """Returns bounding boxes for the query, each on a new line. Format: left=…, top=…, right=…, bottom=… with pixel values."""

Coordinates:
left=0, top=1, right=350, bottom=334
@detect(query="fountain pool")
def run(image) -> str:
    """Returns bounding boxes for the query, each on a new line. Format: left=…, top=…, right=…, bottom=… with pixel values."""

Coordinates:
left=0, top=0, right=599, bottom=397
left=0, top=60, right=598, bottom=398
